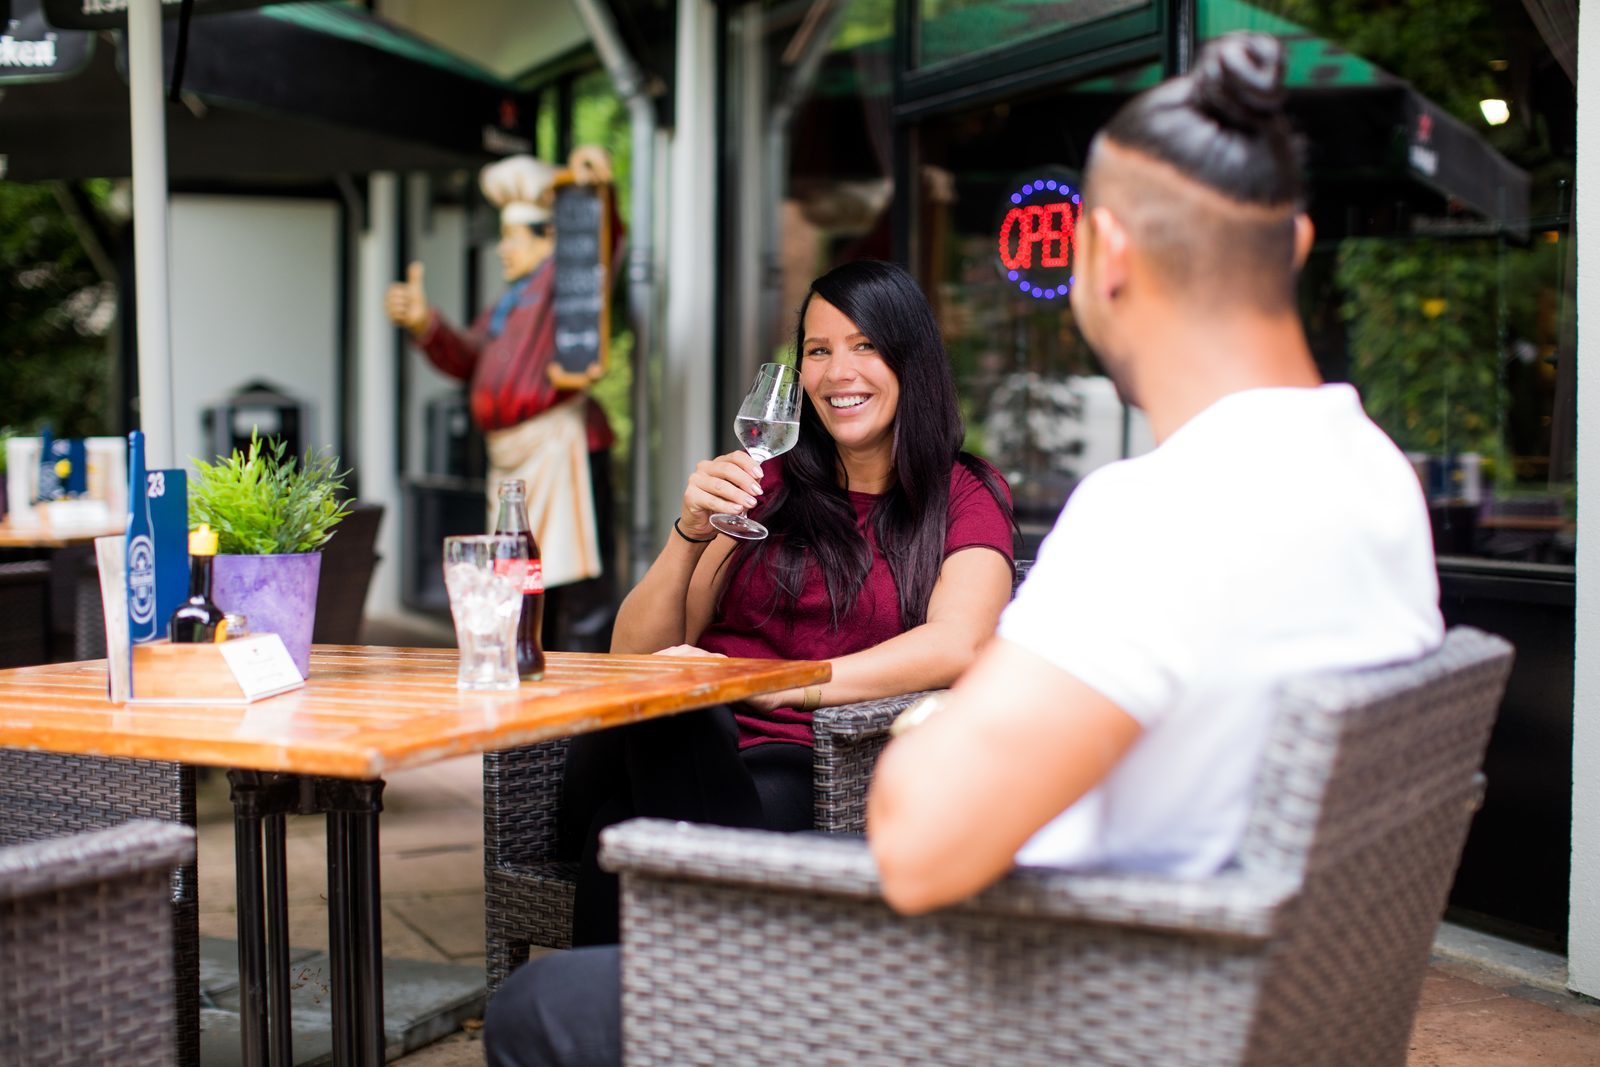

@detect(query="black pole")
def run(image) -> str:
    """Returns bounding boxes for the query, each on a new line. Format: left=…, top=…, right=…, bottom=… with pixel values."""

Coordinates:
left=265, top=814, right=292, bottom=1067
left=228, top=772, right=271, bottom=1067
left=326, top=811, right=357, bottom=1066
left=1163, top=0, right=1196, bottom=76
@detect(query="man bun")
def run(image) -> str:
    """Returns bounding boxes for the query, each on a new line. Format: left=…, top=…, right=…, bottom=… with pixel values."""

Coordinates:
left=1190, top=33, right=1286, bottom=133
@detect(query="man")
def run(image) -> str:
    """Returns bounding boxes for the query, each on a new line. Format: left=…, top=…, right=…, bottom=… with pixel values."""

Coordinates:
left=868, top=31, right=1442, bottom=910
left=387, top=148, right=618, bottom=646
left=483, top=33, right=1443, bottom=1064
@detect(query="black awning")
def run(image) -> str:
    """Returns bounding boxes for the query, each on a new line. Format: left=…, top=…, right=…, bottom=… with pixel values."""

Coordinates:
left=0, top=0, right=537, bottom=181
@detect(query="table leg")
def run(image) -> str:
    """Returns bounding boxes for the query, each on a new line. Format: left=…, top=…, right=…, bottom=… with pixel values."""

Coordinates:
left=326, top=810, right=357, bottom=1066
left=265, top=813, right=292, bottom=1067
left=227, top=772, right=272, bottom=1067
left=350, top=781, right=386, bottom=1066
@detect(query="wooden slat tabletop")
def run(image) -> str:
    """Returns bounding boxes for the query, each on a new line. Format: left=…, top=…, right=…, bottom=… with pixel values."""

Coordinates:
left=0, top=647, right=830, bottom=779
left=0, top=520, right=126, bottom=549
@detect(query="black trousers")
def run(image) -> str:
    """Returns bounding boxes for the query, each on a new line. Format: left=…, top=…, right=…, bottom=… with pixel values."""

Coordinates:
left=557, top=704, right=813, bottom=946
left=484, top=945, right=624, bottom=1067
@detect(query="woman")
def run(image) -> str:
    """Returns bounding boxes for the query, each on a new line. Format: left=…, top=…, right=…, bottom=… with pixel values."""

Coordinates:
left=557, top=259, right=1016, bottom=946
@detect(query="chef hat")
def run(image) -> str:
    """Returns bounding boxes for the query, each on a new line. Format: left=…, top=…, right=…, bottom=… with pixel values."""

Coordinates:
left=480, top=155, right=559, bottom=227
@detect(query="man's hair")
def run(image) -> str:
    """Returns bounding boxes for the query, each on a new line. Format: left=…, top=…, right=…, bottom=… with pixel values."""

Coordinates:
left=1086, top=34, right=1305, bottom=309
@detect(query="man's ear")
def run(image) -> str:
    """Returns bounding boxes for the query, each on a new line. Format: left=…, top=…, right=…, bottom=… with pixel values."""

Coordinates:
left=1089, top=206, right=1130, bottom=300
left=1292, top=212, right=1315, bottom=270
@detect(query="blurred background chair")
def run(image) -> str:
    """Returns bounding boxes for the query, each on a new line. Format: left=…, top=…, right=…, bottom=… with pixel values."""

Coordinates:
left=0, top=752, right=199, bottom=1067
left=601, top=627, right=1513, bottom=1067
left=0, top=561, right=50, bottom=668
left=0, top=821, right=195, bottom=1067
left=312, top=501, right=385, bottom=645
left=483, top=558, right=1033, bottom=992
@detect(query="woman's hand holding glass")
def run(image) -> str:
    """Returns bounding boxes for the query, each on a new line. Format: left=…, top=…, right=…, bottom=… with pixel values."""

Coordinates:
left=678, top=451, right=766, bottom=541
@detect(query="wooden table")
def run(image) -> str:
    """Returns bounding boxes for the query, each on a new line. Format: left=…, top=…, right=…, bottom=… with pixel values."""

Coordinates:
left=0, top=518, right=125, bottom=549
left=0, top=646, right=830, bottom=1067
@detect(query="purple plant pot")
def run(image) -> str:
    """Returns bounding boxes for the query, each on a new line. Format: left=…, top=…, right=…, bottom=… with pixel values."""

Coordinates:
left=212, top=552, right=322, bottom=679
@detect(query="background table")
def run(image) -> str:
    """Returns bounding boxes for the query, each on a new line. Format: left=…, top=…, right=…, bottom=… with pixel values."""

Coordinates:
left=0, top=518, right=126, bottom=549
left=0, top=646, right=830, bottom=1067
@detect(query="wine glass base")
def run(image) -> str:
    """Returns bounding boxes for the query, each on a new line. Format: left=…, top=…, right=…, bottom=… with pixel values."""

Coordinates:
left=708, top=513, right=769, bottom=541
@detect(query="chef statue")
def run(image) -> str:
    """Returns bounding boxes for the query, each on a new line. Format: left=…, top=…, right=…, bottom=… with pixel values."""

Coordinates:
left=386, top=146, right=619, bottom=648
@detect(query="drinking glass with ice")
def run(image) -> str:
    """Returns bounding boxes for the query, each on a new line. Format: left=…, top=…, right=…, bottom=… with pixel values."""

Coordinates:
left=443, top=534, right=529, bottom=691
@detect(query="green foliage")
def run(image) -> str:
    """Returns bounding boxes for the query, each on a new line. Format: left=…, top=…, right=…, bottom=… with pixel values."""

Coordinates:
left=0, top=181, right=117, bottom=438
left=1336, top=239, right=1506, bottom=470
left=1271, top=0, right=1498, bottom=129
left=189, top=433, right=352, bottom=555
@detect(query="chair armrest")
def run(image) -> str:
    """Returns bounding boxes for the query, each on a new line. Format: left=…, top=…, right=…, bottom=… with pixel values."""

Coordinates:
left=811, top=692, right=937, bottom=833
left=811, top=690, right=937, bottom=741
left=601, top=819, right=1298, bottom=941
left=0, top=820, right=195, bottom=902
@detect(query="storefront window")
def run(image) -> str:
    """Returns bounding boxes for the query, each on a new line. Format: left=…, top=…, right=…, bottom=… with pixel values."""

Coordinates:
left=915, top=0, right=1148, bottom=70
left=1197, top=0, right=1578, bottom=567
left=722, top=0, right=896, bottom=394
left=910, top=67, right=1149, bottom=543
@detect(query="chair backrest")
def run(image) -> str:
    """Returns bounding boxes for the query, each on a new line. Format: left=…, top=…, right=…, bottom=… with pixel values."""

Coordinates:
left=313, top=502, right=385, bottom=645
left=0, top=561, right=51, bottom=668
left=1237, top=626, right=1514, bottom=1065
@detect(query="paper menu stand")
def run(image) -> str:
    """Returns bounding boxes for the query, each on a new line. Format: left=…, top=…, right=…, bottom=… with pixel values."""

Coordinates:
left=129, top=636, right=305, bottom=705
left=96, top=535, right=130, bottom=702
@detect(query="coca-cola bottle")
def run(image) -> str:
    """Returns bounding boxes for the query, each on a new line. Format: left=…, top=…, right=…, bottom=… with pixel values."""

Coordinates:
left=493, top=479, right=546, bottom=681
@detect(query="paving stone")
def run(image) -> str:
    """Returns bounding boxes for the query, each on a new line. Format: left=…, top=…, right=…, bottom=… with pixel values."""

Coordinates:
left=207, top=954, right=484, bottom=1062
left=387, top=890, right=487, bottom=960
left=200, top=936, right=321, bottom=999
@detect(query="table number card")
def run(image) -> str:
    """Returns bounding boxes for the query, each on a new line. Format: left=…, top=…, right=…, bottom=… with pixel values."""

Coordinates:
left=129, top=635, right=305, bottom=705
left=218, top=636, right=306, bottom=700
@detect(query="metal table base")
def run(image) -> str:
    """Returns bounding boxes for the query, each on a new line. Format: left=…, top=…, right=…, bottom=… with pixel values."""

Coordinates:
left=228, top=772, right=387, bottom=1067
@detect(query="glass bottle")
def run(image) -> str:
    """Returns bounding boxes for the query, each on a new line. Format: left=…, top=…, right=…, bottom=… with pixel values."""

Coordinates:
left=169, top=523, right=228, bottom=643
left=493, top=479, right=545, bottom=680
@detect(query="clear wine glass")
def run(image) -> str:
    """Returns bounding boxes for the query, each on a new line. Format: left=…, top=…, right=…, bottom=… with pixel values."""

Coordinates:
left=709, top=362, right=801, bottom=541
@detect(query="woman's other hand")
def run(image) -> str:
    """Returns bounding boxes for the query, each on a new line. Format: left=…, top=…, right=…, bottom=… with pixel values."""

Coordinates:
left=654, top=645, right=727, bottom=658
left=679, top=452, right=765, bottom=539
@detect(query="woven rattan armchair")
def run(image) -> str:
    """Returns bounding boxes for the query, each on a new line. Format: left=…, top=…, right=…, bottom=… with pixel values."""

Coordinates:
left=0, top=820, right=195, bottom=1067
left=483, top=559, right=1034, bottom=991
left=600, top=626, right=1513, bottom=1066
left=0, top=751, right=199, bottom=1067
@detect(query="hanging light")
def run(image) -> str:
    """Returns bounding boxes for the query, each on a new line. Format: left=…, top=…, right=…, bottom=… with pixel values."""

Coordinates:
left=1479, top=99, right=1510, bottom=126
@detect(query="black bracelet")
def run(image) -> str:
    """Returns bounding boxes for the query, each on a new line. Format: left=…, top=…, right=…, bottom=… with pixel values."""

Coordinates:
left=673, top=518, right=716, bottom=544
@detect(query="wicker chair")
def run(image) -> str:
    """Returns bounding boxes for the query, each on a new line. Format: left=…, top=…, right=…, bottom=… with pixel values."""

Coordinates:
left=0, top=560, right=51, bottom=668
left=312, top=501, right=385, bottom=645
left=0, top=752, right=199, bottom=1067
left=0, top=820, right=195, bottom=1067
left=601, top=626, right=1513, bottom=1066
left=483, top=559, right=1034, bottom=991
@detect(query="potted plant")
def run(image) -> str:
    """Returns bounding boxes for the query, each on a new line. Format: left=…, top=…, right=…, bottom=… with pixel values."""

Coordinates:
left=189, top=433, right=351, bottom=678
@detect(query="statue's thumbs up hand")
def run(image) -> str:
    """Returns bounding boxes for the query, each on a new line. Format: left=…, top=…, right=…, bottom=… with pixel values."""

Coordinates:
left=385, top=261, right=430, bottom=334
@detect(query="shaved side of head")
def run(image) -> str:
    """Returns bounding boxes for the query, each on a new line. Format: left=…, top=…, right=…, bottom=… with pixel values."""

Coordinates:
left=1083, top=138, right=1300, bottom=313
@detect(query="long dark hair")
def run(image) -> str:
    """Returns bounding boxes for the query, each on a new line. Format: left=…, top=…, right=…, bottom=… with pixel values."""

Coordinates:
left=722, top=260, right=1013, bottom=631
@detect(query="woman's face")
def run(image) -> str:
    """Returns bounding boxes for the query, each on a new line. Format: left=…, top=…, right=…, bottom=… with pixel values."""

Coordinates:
left=799, top=297, right=900, bottom=457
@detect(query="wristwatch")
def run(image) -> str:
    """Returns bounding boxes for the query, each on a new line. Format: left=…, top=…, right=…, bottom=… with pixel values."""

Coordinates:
left=890, top=692, right=946, bottom=737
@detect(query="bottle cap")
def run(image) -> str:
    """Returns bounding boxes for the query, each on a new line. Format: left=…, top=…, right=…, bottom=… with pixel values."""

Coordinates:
left=189, top=523, right=219, bottom=556
left=498, top=479, right=526, bottom=498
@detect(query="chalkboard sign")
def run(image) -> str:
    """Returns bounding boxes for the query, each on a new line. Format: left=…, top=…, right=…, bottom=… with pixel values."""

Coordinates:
left=548, top=179, right=612, bottom=390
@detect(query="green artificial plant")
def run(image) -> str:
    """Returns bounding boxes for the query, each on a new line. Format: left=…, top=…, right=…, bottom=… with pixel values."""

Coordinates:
left=189, top=432, right=352, bottom=555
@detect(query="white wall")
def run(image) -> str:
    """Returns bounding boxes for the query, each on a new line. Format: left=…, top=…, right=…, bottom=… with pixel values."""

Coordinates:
left=404, top=182, right=469, bottom=478
left=1569, top=2, right=1599, bottom=999
left=168, top=195, right=339, bottom=471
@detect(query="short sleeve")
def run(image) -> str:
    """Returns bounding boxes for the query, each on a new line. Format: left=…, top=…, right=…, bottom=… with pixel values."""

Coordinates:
left=945, top=461, right=1015, bottom=566
left=996, top=465, right=1188, bottom=728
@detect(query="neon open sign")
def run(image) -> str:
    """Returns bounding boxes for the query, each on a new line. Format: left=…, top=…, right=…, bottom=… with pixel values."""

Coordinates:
left=997, top=176, right=1082, bottom=301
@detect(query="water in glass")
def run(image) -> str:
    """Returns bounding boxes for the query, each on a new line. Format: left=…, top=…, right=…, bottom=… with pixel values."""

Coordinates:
left=711, top=362, right=802, bottom=540
left=443, top=534, right=529, bottom=691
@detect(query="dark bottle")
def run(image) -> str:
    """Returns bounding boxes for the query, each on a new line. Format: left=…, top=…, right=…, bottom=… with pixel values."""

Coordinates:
left=493, top=479, right=546, bottom=681
left=168, top=523, right=228, bottom=643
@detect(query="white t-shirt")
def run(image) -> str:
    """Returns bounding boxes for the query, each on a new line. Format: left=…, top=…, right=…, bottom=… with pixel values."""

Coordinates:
left=997, top=384, right=1443, bottom=876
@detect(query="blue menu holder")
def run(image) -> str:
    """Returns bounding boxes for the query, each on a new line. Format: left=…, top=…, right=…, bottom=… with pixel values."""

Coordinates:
left=124, top=431, right=189, bottom=651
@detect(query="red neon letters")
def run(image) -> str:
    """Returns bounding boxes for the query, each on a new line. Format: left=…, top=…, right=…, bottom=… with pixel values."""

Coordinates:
left=997, top=201, right=1080, bottom=271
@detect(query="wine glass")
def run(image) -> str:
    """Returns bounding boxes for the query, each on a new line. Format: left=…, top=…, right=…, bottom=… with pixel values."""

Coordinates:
left=709, top=362, right=801, bottom=541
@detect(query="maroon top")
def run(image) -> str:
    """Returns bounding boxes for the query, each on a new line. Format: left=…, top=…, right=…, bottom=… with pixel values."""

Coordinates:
left=698, top=458, right=1014, bottom=749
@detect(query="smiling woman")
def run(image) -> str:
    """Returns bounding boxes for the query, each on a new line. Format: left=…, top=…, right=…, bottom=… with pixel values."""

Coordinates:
left=543, top=259, right=1019, bottom=949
